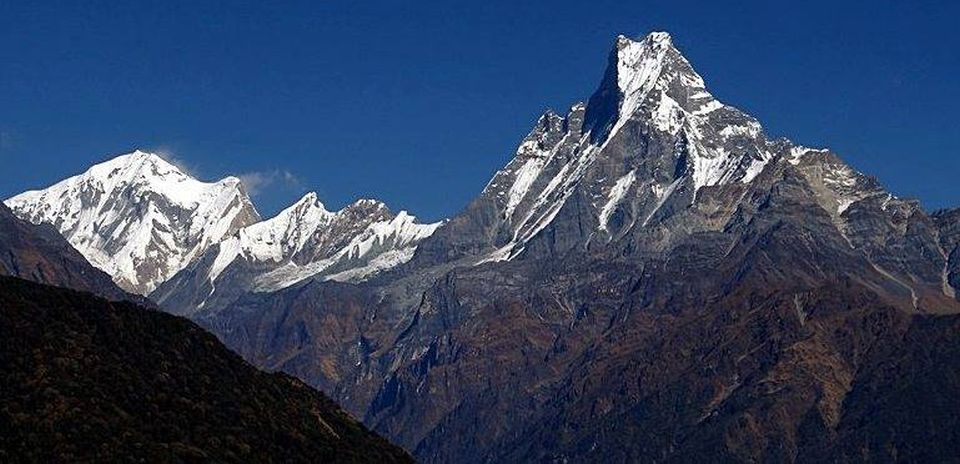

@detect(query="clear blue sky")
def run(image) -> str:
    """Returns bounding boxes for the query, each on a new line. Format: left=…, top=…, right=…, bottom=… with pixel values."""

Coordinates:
left=1, top=1, right=957, bottom=220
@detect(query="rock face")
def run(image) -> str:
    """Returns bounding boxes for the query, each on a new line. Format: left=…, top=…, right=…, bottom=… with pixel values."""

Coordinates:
left=4, top=150, right=261, bottom=295
left=152, top=192, right=441, bottom=316
left=415, top=31, right=776, bottom=266
left=0, top=202, right=140, bottom=303
left=414, top=32, right=952, bottom=310
left=174, top=32, right=960, bottom=463
left=933, top=207, right=960, bottom=299
left=0, top=276, right=413, bottom=463
left=0, top=187, right=412, bottom=461
left=7, top=31, right=960, bottom=463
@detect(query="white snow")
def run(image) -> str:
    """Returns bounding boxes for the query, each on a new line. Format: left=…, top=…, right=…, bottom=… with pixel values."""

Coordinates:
left=5, top=149, right=443, bottom=297
left=881, top=194, right=894, bottom=211
left=475, top=243, right=516, bottom=265
left=817, top=159, right=877, bottom=216
left=616, top=33, right=772, bottom=196
left=208, top=192, right=334, bottom=282
left=514, top=137, right=600, bottom=244
left=599, top=170, right=636, bottom=232
left=742, top=156, right=771, bottom=184
left=478, top=32, right=780, bottom=262
left=206, top=193, right=442, bottom=292
left=325, top=246, right=418, bottom=283
left=652, top=93, right=684, bottom=134
left=837, top=198, right=857, bottom=215
left=4, top=150, right=258, bottom=294
left=719, top=122, right=761, bottom=139
left=688, top=144, right=737, bottom=192
left=504, top=156, right=548, bottom=219
left=474, top=32, right=864, bottom=266
left=691, top=99, right=724, bottom=115
left=607, top=33, right=673, bottom=141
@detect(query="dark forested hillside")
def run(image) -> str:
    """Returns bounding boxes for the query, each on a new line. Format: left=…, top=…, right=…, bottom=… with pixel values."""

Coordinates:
left=0, top=276, right=412, bottom=463
left=8, top=31, right=960, bottom=463
left=149, top=33, right=960, bottom=462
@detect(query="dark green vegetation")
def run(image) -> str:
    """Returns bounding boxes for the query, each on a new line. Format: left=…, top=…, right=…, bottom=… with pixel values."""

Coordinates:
left=0, top=276, right=413, bottom=463
left=7, top=33, right=960, bottom=462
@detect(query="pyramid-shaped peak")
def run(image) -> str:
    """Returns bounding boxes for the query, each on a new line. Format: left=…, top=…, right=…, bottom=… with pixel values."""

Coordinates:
left=73, top=150, right=196, bottom=189
left=601, top=31, right=708, bottom=108
left=299, top=191, right=319, bottom=203
left=127, top=148, right=153, bottom=158
left=102, top=149, right=164, bottom=168
left=118, top=149, right=178, bottom=168
left=290, top=191, right=328, bottom=212
left=617, top=31, right=673, bottom=48
left=612, top=31, right=685, bottom=80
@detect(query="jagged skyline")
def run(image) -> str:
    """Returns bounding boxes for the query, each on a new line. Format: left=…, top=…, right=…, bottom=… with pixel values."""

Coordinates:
left=1, top=1, right=956, bottom=221
left=5, top=11, right=960, bottom=461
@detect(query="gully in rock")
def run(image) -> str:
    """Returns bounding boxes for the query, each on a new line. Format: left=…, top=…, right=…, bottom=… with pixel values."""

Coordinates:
left=4, top=27, right=959, bottom=464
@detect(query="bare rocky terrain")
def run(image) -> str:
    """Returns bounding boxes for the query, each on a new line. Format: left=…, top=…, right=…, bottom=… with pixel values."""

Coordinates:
left=7, top=31, right=960, bottom=463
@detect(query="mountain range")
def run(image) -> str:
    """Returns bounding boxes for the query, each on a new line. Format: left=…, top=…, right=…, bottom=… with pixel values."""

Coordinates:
left=0, top=187, right=411, bottom=461
left=5, top=32, right=960, bottom=462
left=6, top=150, right=441, bottom=304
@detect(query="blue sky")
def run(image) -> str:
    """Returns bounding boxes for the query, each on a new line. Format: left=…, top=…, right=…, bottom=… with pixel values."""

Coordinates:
left=1, top=1, right=957, bottom=220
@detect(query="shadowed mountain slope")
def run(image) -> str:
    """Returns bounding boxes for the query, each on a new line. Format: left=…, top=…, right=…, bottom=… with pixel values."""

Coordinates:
left=5, top=31, right=960, bottom=463
left=0, top=203, right=140, bottom=303
left=0, top=276, right=413, bottom=463
left=167, top=33, right=960, bottom=462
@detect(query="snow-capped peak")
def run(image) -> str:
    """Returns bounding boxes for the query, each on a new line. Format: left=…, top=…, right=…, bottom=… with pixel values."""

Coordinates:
left=615, top=32, right=677, bottom=96
left=469, top=32, right=781, bottom=264
left=4, top=150, right=260, bottom=294
left=605, top=32, right=772, bottom=192
left=245, top=192, right=333, bottom=255
left=203, top=192, right=442, bottom=293
left=280, top=191, right=334, bottom=226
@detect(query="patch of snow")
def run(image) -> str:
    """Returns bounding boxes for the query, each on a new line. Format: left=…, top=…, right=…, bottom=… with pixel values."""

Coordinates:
left=325, top=246, right=419, bottom=282
left=881, top=194, right=893, bottom=211
left=689, top=144, right=738, bottom=192
left=652, top=94, right=684, bottom=134
left=599, top=170, right=636, bottom=231
left=643, top=177, right=683, bottom=227
left=504, top=154, right=548, bottom=219
left=608, top=33, right=673, bottom=141
left=719, top=122, right=761, bottom=139
left=742, top=156, right=771, bottom=184
left=476, top=243, right=516, bottom=265
left=692, top=99, right=724, bottom=115
left=837, top=198, right=857, bottom=215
